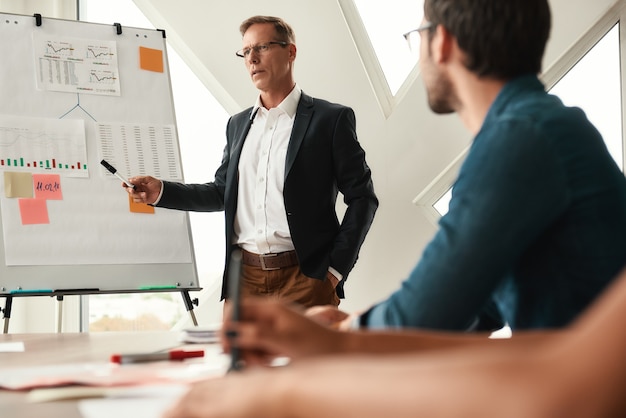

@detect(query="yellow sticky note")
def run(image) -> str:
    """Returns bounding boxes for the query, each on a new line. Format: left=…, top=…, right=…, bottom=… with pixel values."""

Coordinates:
left=4, top=172, right=34, bottom=198
left=139, top=46, right=164, bottom=73
left=19, top=198, right=49, bottom=225
left=129, top=194, right=155, bottom=214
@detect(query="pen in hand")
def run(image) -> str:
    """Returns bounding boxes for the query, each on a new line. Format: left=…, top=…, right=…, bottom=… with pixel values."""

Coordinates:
left=100, top=159, right=136, bottom=190
left=227, top=249, right=244, bottom=372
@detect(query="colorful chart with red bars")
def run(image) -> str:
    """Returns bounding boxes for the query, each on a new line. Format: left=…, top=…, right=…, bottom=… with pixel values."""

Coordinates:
left=0, top=158, right=86, bottom=171
left=0, top=116, right=87, bottom=178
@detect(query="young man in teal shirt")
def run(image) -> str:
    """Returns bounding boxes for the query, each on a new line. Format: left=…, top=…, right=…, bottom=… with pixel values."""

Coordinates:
left=330, top=0, right=626, bottom=332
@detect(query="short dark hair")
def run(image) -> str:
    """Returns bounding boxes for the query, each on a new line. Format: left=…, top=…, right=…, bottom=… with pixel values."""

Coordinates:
left=239, top=15, right=296, bottom=44
left=424, top=0, right=551, bottom=79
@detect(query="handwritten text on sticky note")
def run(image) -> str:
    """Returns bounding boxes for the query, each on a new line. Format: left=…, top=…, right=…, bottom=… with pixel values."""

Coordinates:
left=33, top=174, right=63, bottom=200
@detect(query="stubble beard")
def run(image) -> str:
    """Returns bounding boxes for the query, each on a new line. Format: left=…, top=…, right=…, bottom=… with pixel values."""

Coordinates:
left=426, top=71, right=457, bottom=115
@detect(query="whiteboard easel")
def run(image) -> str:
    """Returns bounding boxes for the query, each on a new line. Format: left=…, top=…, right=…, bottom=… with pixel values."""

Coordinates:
left=0, top=12, right=200, bottom=331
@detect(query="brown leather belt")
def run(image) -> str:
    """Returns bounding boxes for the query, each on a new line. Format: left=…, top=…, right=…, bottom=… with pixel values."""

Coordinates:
left=240, top=249, right=299, bottom=271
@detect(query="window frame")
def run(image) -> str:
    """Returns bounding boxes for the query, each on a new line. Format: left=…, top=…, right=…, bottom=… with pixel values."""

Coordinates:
left=414, top=1, right=626, bottom=226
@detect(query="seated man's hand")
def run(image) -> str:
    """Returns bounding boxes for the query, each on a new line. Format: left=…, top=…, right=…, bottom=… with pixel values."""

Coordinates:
left=221, top=298, right=345, bottom=366
left=305, top=305, right=350, bottom=327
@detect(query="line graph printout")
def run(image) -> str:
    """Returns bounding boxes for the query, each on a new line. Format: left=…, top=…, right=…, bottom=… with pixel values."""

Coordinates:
left=0, top=115, right=87, bottom=178
left=33, top=34, right=121, bottom=96
left=97, top=122, right=182, bottom=182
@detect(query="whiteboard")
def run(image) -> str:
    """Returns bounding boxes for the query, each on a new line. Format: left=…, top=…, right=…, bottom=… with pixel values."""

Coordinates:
left=0, top=12, right=198, bottom=294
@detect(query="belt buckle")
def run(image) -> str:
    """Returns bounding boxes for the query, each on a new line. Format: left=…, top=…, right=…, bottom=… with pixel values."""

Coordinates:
left=259, top=253, right=280, bottom=271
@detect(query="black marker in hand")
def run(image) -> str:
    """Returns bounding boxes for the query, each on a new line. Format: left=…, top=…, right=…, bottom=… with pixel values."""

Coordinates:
left=100, top=159, right=135, bottom=190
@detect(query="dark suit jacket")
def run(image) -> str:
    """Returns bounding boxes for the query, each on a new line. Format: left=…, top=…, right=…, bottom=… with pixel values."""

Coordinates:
left=157, top=92, right=378, bottom=299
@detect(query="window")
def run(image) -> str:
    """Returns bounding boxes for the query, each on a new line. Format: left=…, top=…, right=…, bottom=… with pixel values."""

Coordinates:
left=433, top=188, right=452, bottom=217
left=352, top=0, right=425, bottom=95
left=549, top=24, right=623, bottom=171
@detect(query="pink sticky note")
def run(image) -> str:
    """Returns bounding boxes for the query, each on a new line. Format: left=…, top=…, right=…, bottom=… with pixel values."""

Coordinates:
left=18, top=198, right=49, bottom=225
left=33, top=174, right=63, bottom=200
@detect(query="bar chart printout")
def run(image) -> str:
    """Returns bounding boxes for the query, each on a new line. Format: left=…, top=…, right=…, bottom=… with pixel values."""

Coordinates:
left=0, top=115, right=87, bottom=178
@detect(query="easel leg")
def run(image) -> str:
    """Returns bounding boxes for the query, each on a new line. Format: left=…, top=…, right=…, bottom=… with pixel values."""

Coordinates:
left=56, top=295, right=64, bottom=333
left=181, top=291, right=198, bottom=326
left=2, top=296, right=12, bottom=334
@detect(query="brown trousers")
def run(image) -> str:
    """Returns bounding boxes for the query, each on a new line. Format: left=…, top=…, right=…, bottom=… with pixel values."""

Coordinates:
left=239, top=263, right=340, bottom=308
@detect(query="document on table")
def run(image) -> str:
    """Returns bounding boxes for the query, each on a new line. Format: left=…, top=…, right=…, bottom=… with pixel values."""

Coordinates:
left=77, top=384, right=188, bottom=418
left=179, top=325, right=221, bottom=344
left=0, top=341, right=25, bottom=352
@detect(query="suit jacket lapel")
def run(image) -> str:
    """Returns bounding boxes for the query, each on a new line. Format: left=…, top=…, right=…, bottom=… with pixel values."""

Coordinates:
left=228, top=107, right=258, bottom=178
left=225, top=108, right=258, bottom=211
left=285, top=94, right=314, bottom=181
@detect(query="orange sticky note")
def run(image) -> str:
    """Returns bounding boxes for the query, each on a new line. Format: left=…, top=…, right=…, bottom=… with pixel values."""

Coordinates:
left=18, top=198, right=49, bottom=225
left=139, top=46, right=164, bottom=73
left=129, top=194, right=155, bottom=214
left=33, top=174, right=63, bottom=200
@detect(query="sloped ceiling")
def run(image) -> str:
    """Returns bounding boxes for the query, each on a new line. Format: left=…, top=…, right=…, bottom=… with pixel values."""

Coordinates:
left=132, top=0, right=619, bottom=194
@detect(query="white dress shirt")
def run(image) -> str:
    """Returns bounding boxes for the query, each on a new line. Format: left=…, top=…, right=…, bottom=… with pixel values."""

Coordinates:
left=234, top=85, right=301, bottom=255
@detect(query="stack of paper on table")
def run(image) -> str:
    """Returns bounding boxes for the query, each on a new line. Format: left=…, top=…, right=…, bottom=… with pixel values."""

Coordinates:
left=179, top=325, right=221, bottom=343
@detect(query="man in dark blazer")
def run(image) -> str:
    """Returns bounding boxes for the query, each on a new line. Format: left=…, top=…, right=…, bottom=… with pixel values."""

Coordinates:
left=126, top=15, right=377, bottom=307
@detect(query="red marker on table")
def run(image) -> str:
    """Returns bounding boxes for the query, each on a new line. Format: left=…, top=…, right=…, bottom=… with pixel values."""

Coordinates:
left=110, top=349, right=204, bottom=364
